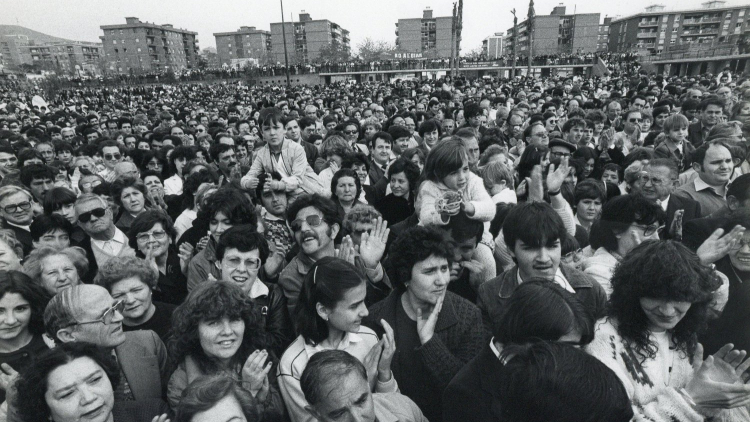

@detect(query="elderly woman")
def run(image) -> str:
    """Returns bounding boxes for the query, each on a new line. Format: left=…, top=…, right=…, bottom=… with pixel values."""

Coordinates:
left=0, top=185, right=35, bottom=256
left=168, top=282, right=285, bottom=420
left=331, top=168, right=365, bottom=220
left=95, top=255, right=176, bottom=342
left=111, top=176, right=155, bottom=233
left=22, top=246, right=87, bottom=296
left=128, top=210, right=189, bottom=305
left=14, top=342, right=169, bottom=422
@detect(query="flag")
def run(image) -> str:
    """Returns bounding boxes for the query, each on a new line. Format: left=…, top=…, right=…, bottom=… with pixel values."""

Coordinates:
left=528, top=0, right=535, bottom=21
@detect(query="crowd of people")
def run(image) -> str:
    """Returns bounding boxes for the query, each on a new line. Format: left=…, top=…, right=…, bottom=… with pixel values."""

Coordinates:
left=0, top=57, right=746, bottom=422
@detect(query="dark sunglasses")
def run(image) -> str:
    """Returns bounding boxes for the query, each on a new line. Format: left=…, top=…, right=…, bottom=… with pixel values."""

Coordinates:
left=104, top=153, right=122, bottom=161
left=78, top=208, right=107, bottom=223
left=290, top=215, right=323, bottom=232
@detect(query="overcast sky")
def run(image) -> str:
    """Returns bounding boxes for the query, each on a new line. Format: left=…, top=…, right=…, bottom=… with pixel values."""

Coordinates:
left=3, top=0, right=747, bottom=54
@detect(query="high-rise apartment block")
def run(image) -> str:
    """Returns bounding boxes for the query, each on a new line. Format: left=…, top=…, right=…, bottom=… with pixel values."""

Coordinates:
left=270, top=12, right=349, bottom=64
left=100, top=17, right=199, bottom=74
left=0, top=26, right=102, bottom=75
left=506, top=5, right=600, bottom=56
left=608, top=1, right=750, bottom=53
left=214, top=26, right=272, bottom=67
left=483, top=33, right=504, bottom=59
left=598, top=17, right=612, bottom=52
left=395, top=8, right=454, bottom=58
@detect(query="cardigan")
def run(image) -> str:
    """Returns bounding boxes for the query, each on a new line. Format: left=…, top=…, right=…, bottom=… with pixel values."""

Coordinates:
left=586, top=318, right=750, bottom=422
left=364, top=291, right=487, bottom=422
left=415, top=172, right=495, bottom=226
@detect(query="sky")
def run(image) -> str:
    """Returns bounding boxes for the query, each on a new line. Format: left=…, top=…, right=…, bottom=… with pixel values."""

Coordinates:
left=2, top=0, right=747, bottom=55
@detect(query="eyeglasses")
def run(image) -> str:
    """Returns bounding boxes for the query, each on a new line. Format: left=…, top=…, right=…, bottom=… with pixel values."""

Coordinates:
left=343, top=130, right=358, bottom=135
left=290, top=215, right=324, bottom=232
left=104, top=153, right=122, bottom=161
left=634, top=224, right=664, bottom=237
left=81, top=180, right=102, bottom=190
left=78, top=208, right=107, bottom=223
left=69, top=301, right=125, bottom=327
left=136, top=230, right=168, bottom=243
left=223, top=256, right=262, bottom=270
left=550, top=151, right=571, bottom=158
left=639, top=174, right=670, bottom=187
left=628, top=118, right=643, bottom=123
left=2, top=201, right=31, bottom=214
left=562, top=248, right=583, bottom=261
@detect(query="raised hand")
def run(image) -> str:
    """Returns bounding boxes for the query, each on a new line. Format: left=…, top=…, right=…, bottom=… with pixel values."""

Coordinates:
left=685, top=354, right=750, bottom=409
left=179, top=242, right=195, bottom=275
left=460, top=259, right=484, bottom=275
left=527, top=164, right=544, bottom=202
left=335, top=235, right=356, bottom=265
left=241, top=350, right=273, bottom=398
left=363, top=340, right=384, bottom=391
left=669, top=209, right=684, bottom=240
left=417, top=292, right=444, bottom=345
left=0, top=363, right=18, bottom=391
left=244, top=176, right=259, bottom=190
left=377, top=319, right=396, bottom=381
left=697, top=226, right=746, bottom=265
left=546, top=157, right=570, bottom=194
left=358, top=217, right=389, bottom=269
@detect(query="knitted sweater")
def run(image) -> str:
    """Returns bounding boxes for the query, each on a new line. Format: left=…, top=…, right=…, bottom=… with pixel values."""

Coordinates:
left=415, top=173, right=495, bottom=226
left=586, top=318, right=750, bottom=422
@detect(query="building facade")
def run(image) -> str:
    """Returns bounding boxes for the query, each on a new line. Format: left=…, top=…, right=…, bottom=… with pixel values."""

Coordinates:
left=214, top=26, right=272, bottom=67
left=270, top=12, right=349, bottom=64
left=608, top=2, right=750, bottom=54
left=482, top=33, right=504, bottom=59
left=506, top=5, right=600, bottom=56
left=598, top=17, right=612, bottom=52
left=100, top=17, right=199, bottom=74
left=396, top=8, right=454, bottom=58
left=23, top=42, right=102, bottom=75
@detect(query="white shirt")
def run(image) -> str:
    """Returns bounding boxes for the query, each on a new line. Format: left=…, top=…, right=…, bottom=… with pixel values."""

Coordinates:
left=91, top=228, right=128, bottom=256
left=248, top=280, right=270, bottom=299
left=659, top=195, right=670, bottom=212
left=517, top=267, right=575, bottom=294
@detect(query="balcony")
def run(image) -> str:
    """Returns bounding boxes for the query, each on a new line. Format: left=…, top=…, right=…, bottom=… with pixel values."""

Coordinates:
left=701, top=27, right=719, bottom=34
left=639, top=21, right=659, bottom=27
left=701, top=16, right=721, bottom=23
left=638, top=32, right=658, bottom=38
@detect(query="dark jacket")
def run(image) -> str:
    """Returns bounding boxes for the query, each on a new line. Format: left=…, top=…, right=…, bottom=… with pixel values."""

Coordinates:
left=688, top=121, right=706, bottom=148
left=653, top=140, right=696, bottom=173
left=253, top=282, right=294, bottom=358
left=476, top=265, right=608, bottom=332
left=663, top=195, right=702, bottom=240
left=297, top=139, right=319, bottom=169
left=443, top=343, right=503, bottom=422
left=682, top=214, right=730, bottom=252
left=368, top=158, right=388, bottom=186
left=6, top=224, right=32, bottom=258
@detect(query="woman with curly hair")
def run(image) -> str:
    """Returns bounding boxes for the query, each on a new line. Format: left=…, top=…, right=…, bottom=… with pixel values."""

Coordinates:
left=110, top=176, right=155, bottom=233
left=585, top=240, right=750, bottom=422
left=22, top=246, right=87, bottom=295
left=167, top=281, right=284, bottom=421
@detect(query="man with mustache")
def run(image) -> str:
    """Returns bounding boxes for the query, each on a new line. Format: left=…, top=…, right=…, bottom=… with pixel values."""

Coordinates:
left=278, top=194, right=391, bottom=317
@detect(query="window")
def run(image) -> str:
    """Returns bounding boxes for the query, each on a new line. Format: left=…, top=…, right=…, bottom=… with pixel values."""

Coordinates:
left=119, top=29, right=123, bottom=34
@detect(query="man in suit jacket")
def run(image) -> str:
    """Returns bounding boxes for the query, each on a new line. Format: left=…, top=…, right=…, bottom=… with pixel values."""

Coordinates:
left=0, top=185, right=36, bottom=257
left=634, top=159, right=701, bottom=239
left=45, top=284, right=170, bottom=402
left=368, top=131, right=393, bottom=186
left=688, top=97, right=726, bottom=148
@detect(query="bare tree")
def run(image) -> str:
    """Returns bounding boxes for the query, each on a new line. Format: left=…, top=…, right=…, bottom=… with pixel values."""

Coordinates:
left=356, top=38, right=395, bottom=61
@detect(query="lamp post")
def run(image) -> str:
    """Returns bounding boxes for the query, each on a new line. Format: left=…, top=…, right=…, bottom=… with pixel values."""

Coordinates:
left=511, top=9, right=517, bottom=78
left=279, top=0, right=291, bottom=87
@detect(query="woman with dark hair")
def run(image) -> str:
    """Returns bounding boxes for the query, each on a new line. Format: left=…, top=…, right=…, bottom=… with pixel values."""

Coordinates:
left=14, top=342, right=169, bottom=422
left=375, top=157, right=421, bottom=225
left=572, top=146, right=598, bottom=179
left=164, top=145, right=197, bottom=196
left=110, top=176, right=155, bottom=232
left=581, top=193, right=665, bottom=296
left=278, top=256, right=396, bottom=422
left=417, top=119, right=442, bottom=152
left=42, top=187, right=77, bottom=224
left=0, top=271, right=51, bottom=403
left=516, top=144, right=551, bottom=186
left=168, top=281, right=284, bottom=420
left=141, top=150, right=166, bottom=177
left=444, top=280, right=596, bottom=422
left=129, top=210, right=189, bottom=305
left=586, top=240, right=750, bottom=421
left=330, top=168, right=364, bottom=220
left=174, top=375, right=259, bottom=422
left=402, top=147, right=426, bottom=173
left=95, top=255, right=176, bottom=342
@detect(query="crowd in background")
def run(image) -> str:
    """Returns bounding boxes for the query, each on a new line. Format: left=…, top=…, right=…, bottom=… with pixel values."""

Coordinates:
left=0, top=57, right=746, bottom=422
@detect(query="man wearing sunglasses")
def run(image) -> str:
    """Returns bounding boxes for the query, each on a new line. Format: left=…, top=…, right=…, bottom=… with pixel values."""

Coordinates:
left=44, top=284, right=170, bottom=402
left=74, top=193, right=135, bottom=278
left=279, top=194, right=391, bottom=316
left=97, top=140, right=124, bottom=183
